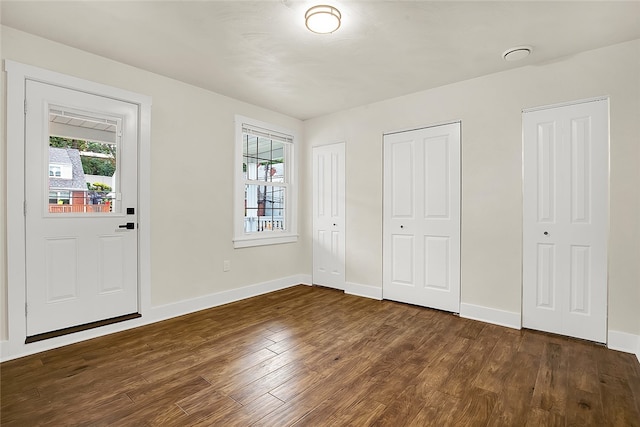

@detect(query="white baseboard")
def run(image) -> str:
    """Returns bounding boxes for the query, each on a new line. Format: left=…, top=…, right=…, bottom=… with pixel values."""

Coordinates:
left=150, top=274, right=311, bottom=323
left=0, top=275, right=310, bottom=362
left=608, top=330, right=640, bottom=362
left=459, top=302, right=521, bottom=330
left=345, top=282, right=382, bottom=300
left=4, top=279, right=637, bottom=363
left=298, top=274, right=313, bottom=286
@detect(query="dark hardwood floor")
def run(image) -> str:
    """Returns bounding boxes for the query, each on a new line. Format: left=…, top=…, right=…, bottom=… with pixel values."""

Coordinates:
left=2, top=285, right=639, bottom=426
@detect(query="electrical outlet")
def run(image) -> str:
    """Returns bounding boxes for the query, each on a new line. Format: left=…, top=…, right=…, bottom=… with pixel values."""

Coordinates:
left=223, top=260, right=231, bottom=272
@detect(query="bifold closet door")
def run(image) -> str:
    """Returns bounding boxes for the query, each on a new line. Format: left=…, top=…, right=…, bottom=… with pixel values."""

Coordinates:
left=312, top=143, right=346, bottom=290
left=383, top=122, right=461, bottom=313
left=522, top=99, right=608, bottom=343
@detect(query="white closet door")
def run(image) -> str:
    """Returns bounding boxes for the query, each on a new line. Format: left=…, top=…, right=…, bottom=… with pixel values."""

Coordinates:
left=383, top=122, right=461, bottom=313
left=523, top=99, right=608, bottom=343
left=312, top=143, right=346, bottom=290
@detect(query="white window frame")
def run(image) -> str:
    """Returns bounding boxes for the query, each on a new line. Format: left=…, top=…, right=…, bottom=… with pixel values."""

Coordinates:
left=234, top=115, right=298, bottom=248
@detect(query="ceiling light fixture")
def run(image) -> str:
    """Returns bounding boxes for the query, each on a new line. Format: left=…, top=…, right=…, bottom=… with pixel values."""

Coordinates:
left=305, top=5, right=341, bottom=34
left=502, top=46, right=533, bottom=62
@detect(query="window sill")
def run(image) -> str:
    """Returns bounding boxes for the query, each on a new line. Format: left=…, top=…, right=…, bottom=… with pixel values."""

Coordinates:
left=233, top=233, right=298, bottom=249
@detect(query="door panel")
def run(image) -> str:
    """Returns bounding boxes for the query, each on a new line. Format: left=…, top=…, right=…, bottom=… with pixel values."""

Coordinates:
left=537, top=123, right=556, bottom=223
left=536, top=243, right=555, bottom=309
left=98, top=235, right=126, bottom=293
left=392, top=235, right=414, bottom=285
left=424, top=136, right=450, bottom=218
left=570, top=118, right=591, bottom=223
left=569, top=245, right=590, bottom=313
left=391, top=141, right=414, bottom=218
left=424, top=236, right=449, bottom=290
left=45, top=237, right=78, bottom=302
left=25, top=80, right=139, bottom=337
left=312, top=143, right=346, bottom=290
left=384, top=122, right=461, bottom=313
left=523, top=99, right=608, bottom=343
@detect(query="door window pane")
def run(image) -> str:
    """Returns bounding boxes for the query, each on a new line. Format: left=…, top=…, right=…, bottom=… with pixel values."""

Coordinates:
left=47, top=107, right=119, bottom=214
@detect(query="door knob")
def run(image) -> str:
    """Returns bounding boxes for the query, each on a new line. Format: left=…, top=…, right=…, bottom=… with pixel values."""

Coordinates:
left=119, top=222, right=135, bottom=230
left=543, top=231, right=549, bottom=235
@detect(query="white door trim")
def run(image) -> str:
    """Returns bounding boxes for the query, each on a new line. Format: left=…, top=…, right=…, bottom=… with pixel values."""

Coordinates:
left=4, top=60, right=152, bottom=359
left=383, top=120, right=463, bottom=137
left=522, top=96, right=609, bottom=114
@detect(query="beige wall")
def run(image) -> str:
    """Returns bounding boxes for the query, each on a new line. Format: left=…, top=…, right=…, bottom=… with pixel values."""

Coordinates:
left=0, top=26, right=311, bottom=340
left=1, top=25, right=638, bottom=342
left=303, top=39, right=640, bottom=335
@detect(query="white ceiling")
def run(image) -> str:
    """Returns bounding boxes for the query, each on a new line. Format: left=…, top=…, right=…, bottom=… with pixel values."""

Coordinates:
left=2, top=1, right=639, bottom=120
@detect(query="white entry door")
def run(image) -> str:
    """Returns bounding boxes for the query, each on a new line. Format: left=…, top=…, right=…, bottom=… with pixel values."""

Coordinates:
left=312, top=143, right=346, bottom=290
left=522, top=99, right=608, bottom=343
left=25, top=80, right=139, bottom=338
left=383, top=122, right=461, bottom=313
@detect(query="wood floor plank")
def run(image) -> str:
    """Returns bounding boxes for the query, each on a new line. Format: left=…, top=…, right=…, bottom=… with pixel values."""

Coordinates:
left=530, top=342, right=568, bottom=414
left=524, top=407, right=566, bottom=427
left=439, top=323, right=500, bottom=398
left=226, top=361, right=311, bottom=405
left=176, top=388, right=239, bottom=422
left=472, top=329, right=523, bottom=394
left=327, top=398, right=387, bottom=427
left=252, top=349, right=377, bottom=426
left=564, top=388, right=605, bottom=427
left=213, top=392, right=286, bottom=427
left=211, top=343, right=315, bottom=393
left=629, top=373, right=640, bottom=414
left=291, top=387, right=373, bottom=426
left=448, top=386, right=499, bottom=427
left=2, top=285, right=639, bottom=426
left=269, top=368, right=325, bottom=403
left=369, top=382, right=430, bottom=426
left=565, top=344, right=601, bottom=394
left=409, top=390, right=461, bottom=426
left=486, top=351, right=539, bottom=427
left=93, top=376, right=211, bottom=426
left=599, top=373, right=640, bottom=426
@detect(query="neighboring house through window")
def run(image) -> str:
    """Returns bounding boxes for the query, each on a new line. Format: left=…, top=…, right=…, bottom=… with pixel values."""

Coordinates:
left=48, top=163, right=72, bottom=179
left=48, top=190, right=71, bottom=205
left=234, top=115, right=297, bottom=248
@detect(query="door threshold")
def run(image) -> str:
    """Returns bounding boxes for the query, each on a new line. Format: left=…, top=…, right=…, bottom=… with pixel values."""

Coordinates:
left=25, top=313, right=141, bottom=344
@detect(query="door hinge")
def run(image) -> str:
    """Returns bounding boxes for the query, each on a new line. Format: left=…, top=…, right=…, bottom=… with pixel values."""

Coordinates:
left=25, top=302, right=28, bottom=316
left=24, top=99, right=27, bottom=115
left=23, top=201, right=27, bottom=216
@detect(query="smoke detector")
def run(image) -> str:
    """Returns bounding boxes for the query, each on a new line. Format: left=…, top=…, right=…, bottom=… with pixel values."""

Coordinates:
left=502, top=46, right=533, bottom=62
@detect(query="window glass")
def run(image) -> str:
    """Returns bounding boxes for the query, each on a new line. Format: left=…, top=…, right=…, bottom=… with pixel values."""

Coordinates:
left=242, top=133, right=289, bottom=234
left=47, top=107, right=119, bottom=214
